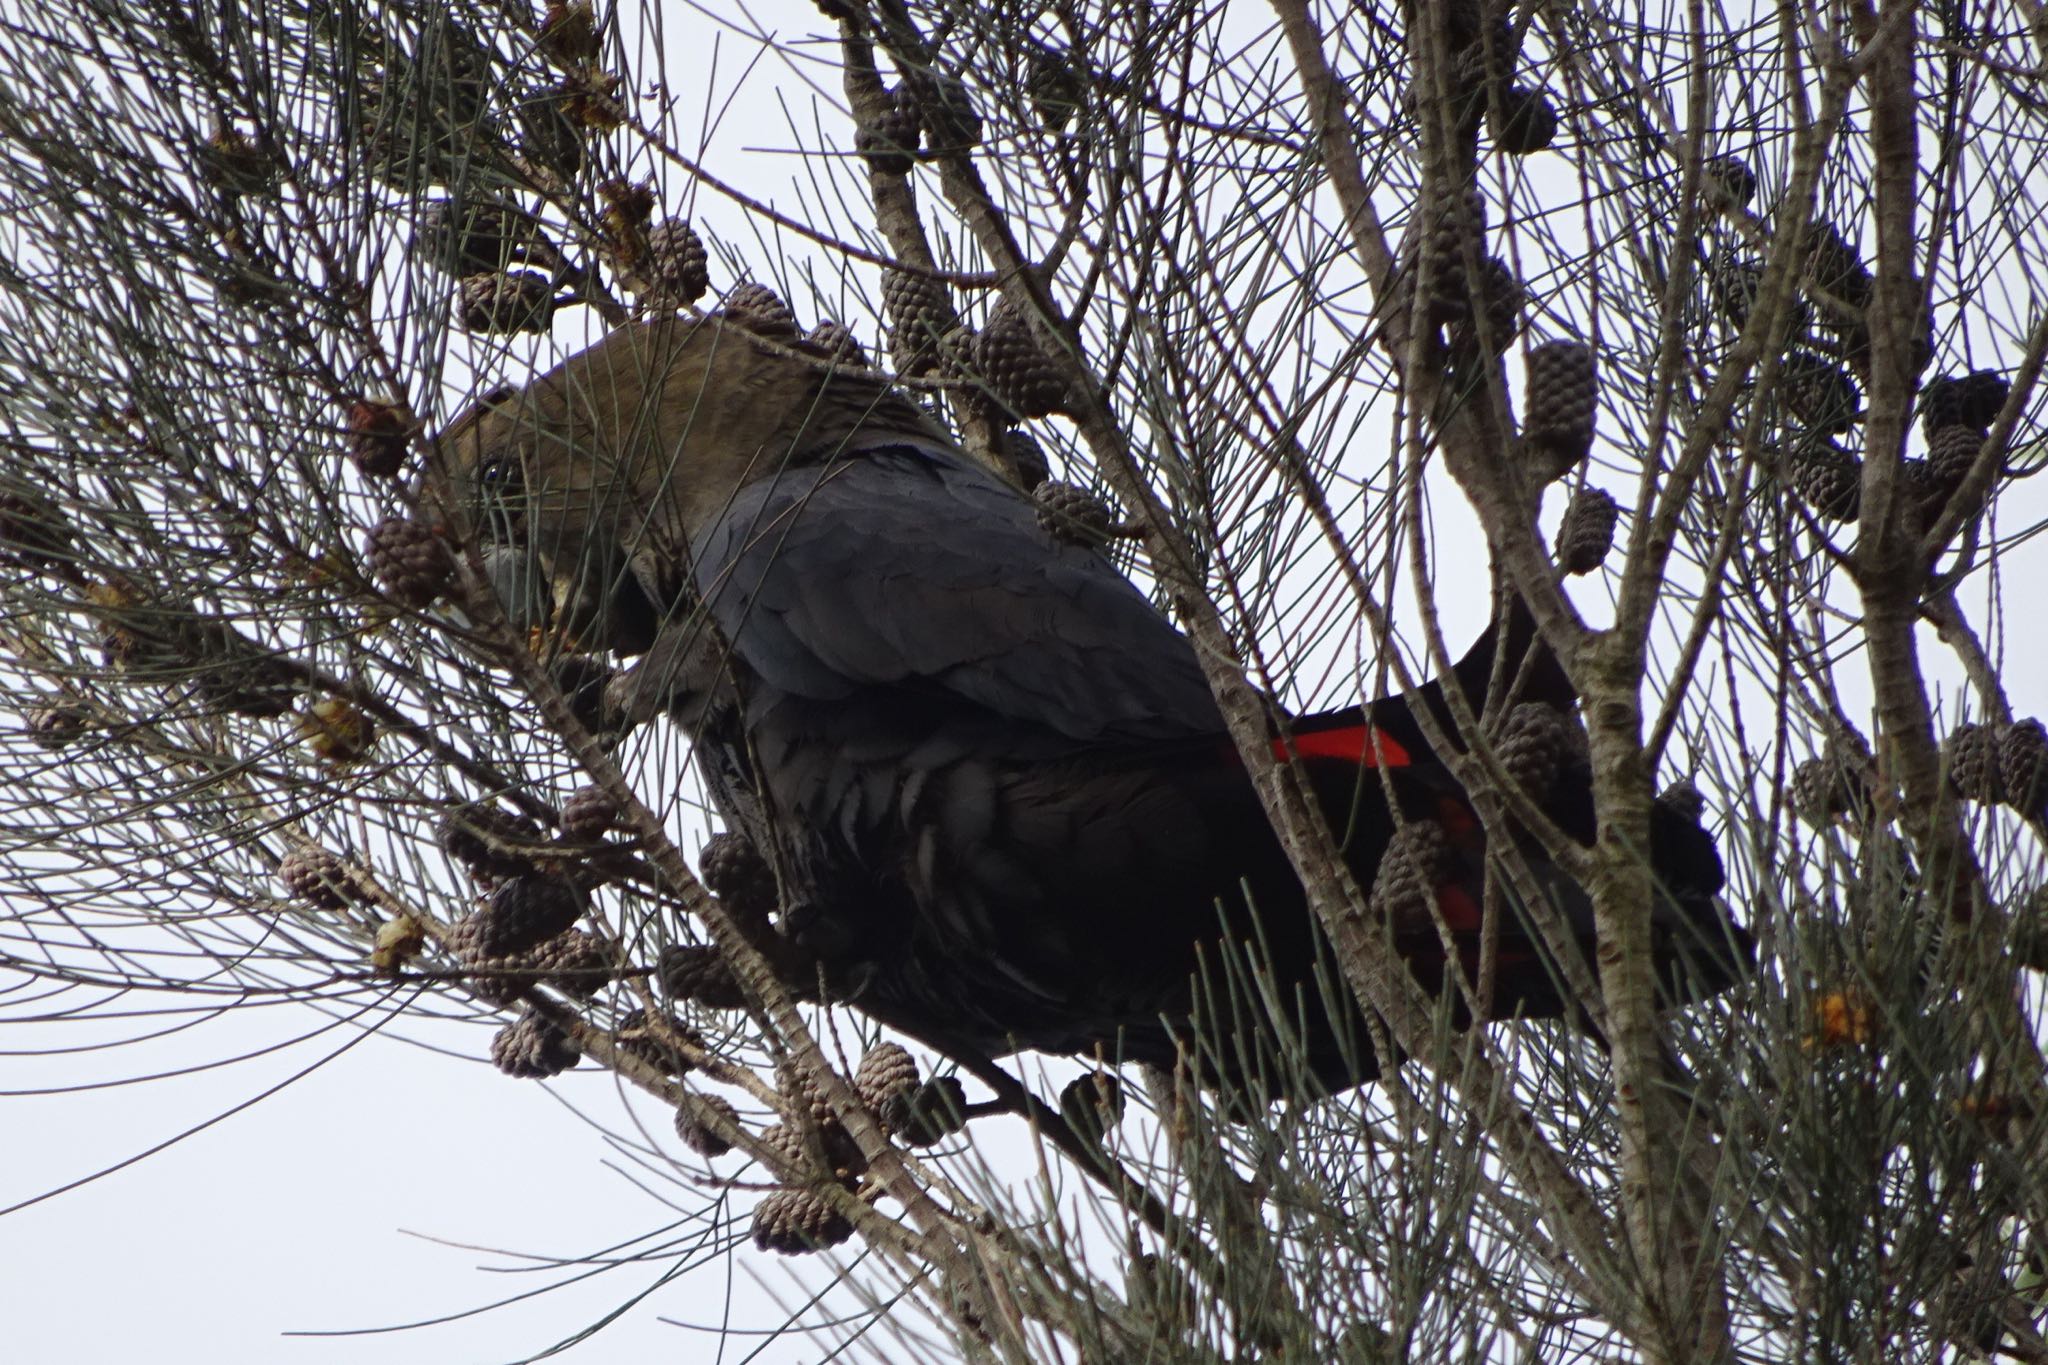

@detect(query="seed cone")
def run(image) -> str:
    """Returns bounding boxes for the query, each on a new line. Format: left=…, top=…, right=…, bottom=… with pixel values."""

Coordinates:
left=559, top=785, right=619, bottom=839
left=1999, top=719, right=2048, bottom=813
left=473, top=873, right=584, bottom=957
left=1927, top=424, right=1985, bottom=491
left=656, top=943, right=746, bottom=1009
left=1522, top=341, right=1597, bottom=476
left=1490, top=702, right=1582, bottom=799
left=641, top=218, right=709, bottom=306
left=1957, top=370, right=2010, bottom=428
left=363, top=517, right=454, bottom=609
left=1788, top=442, right=1861, bottom=522
left=1944, top=722, right=2005, bottom=805
left=805, top=320, right=869, bottom=367
left=1034, top=480, right=1117, bottom=549
left=1780, top=350, right=1860, bottom=433
left=1058, top=1072, right=1125, bottom=1147
left=972, top=302, right=1067, bottom=419
left=613, top=1008, right=698, bottom=1076
left=457, top=270, right=555, bottom=334
left=277, top=845, right=366, bottom=911
left=445, top=922, right=610, bottom=1007
left=438, top=805, right=545, bottom=881
left=722, top=282, right=800, bottom=340
left=881, top=1075, right=968, bottom=1146
left=674, top=1093, right=740, bottom=1157
left=1702, top=154, right=1755, bottom=209
left=853, top=1042, right=921, bottom=1113
left=1491, top=85, right=1557, bottom=155
left=700, top=832, right=778, bottom=922
left=1370, top=819, right=1450, bottom=933
left=752, top=1189, right=854, bottom=1255
left=491, top=1009, right=581, bottom=1078
left=296, top=698, right=376, bottom=765
left=855, top=85, right=922, bottom=174
left=345, top=397, right=414, bottom=478
left=882, top=266, right=956, bottom=377
left=1792, top=750, right=1870, bottom=825
left=1555, top=487, right=1619, bottom=574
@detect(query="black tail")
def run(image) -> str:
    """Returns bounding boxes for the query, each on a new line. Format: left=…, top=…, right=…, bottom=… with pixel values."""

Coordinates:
left=1281, top=583, right=1753, bottom=1015
left=1336, top=578, right=1574, bottom=761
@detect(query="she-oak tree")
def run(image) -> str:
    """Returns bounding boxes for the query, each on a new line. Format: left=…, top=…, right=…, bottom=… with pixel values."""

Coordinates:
left=2, top=1, right=2047, bottom=1362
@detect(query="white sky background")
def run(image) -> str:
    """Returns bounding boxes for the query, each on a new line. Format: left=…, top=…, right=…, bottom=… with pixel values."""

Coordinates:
left=5, top=1, right=2048, bottom=1361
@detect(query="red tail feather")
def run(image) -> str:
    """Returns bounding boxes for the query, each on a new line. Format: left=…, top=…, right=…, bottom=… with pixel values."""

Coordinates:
left=1272, top=725, right=1411, bottom=767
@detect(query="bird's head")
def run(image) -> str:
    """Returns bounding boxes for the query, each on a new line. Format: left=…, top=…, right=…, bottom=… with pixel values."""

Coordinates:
left=433, top=316, right=943, bottom=653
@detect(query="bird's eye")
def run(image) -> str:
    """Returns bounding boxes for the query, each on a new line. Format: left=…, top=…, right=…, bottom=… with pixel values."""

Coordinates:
left=472, top=453, right=527, bottom=544
left=477, top=454, right=522, bottom=488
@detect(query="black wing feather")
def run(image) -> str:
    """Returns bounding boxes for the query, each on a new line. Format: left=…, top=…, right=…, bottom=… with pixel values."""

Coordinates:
left=692, top=444, right=1224, bottom=745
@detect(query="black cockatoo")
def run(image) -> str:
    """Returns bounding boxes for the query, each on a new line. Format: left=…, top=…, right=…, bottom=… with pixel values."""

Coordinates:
left=440, top=317, right=1750, bottom=1092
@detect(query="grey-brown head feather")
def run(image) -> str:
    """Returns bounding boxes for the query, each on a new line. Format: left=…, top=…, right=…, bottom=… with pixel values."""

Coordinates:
left=434, top=316, right=945, bottom=650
